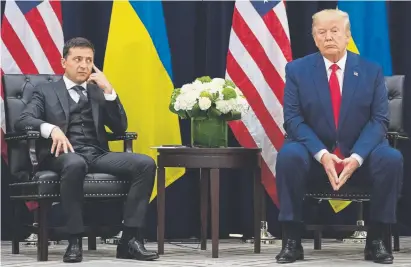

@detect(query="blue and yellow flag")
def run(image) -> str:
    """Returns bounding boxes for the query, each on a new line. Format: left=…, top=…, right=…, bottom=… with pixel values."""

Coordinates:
left=339, top=1, right=393, bottom=74
left=329, top=1, right=393, bottom=213
left=103, top=1, right=185, bottom=202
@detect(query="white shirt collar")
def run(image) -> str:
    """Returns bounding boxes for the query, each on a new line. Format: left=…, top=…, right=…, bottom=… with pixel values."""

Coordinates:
left=62, top=75, right=87, bottom=91
left=323, top=50, right=347, bottom=72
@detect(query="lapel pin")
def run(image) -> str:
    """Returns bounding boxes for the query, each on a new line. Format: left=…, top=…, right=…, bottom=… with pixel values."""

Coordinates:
left=354, top=71, right=358, bottom=76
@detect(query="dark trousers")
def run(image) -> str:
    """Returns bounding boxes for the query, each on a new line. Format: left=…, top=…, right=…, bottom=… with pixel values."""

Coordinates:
left=275, top=141, right=403, bottom=224
left=43, top=149, right=156, bottom=234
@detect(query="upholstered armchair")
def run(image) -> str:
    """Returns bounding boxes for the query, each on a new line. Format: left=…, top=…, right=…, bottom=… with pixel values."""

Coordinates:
left=3, top=74, right=137, bottom=261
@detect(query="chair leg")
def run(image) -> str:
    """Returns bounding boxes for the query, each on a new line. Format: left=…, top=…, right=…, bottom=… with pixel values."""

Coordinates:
left=88, top=233, right=97, bottom=250
left=393, top=225, right=400, bottom=252
left=314, top=229, right=322, bottom=250
left=383, top=224, right=393, bottom=255
left=37, top=200, right=50, bottom=261
left=11, top=201, right=19, bottom=254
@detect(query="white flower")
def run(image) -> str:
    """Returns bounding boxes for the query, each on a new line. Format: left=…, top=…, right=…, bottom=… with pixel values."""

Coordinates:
left=210, top=78, right=226, bottom=87
left=174, top=92, right=198, bottom=111
left=216, top=99, right=235, bottom=114
left=234, top=97, right=249, bottom=115
left=192, top=80, right=202, bottom=86
left=198, top=97, right=212, bottom=110
left=181, top=83, right=197, bottom=93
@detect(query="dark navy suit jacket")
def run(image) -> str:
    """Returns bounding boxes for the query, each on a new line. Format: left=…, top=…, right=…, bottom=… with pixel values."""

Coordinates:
left=283, top=51, right=389, bottom=161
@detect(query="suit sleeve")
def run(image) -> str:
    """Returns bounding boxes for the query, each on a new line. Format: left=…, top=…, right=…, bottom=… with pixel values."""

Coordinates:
left=103, top=94, right=128, bottom=134
left=283, top=63, right=328, bottom=156
left=351, top=67, right=389, bottom=159
left=14, top=86, right=48, bottom=132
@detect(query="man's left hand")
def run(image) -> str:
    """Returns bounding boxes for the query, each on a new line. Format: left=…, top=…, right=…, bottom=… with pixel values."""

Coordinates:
left=336, top=157, right=360, bottom=190
left=88, top=64, right=113, bottom=94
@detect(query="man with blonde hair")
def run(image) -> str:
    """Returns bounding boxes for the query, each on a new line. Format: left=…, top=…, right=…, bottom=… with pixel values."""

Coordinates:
left=275, top=9, right=402, bottom=264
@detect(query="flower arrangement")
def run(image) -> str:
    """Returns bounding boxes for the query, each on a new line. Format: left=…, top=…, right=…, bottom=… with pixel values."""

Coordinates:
left=169, top=76, right=249, bottom=121
left=169, top=76, right=249, bottom=148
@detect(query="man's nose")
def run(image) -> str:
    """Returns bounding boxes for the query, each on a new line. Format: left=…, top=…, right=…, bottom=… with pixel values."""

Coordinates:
left=79, top=61, right=87, bottom=69
left=325, top=31, right=333, bottom=41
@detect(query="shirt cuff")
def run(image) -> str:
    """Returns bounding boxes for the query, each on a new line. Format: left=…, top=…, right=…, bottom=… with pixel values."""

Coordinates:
left=104, top=88, right=117, bottom=101
left=350, top=153, right=364, bottom=167
left=40, top=123, right=57, bottom=139
left=314, top=149, right=329, bottom=163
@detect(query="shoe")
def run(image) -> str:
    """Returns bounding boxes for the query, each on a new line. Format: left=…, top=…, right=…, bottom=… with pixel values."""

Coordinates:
left=116, top=237, right=159, bottom=261
left=364, top=239, right=393, bottom=264
left=276, top=239, right=304, bottom=264
left=63, top=242, right=83, bottom=263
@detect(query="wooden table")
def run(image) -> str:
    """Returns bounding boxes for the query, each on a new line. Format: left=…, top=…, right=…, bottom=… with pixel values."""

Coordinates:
left=155, top=147, right=263, bottom=258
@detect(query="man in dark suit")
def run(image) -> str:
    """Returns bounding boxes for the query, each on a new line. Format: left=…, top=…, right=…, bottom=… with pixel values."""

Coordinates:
left=15, top=37, right=159, bottom=263
left=275, top=9, right=403, bottom=264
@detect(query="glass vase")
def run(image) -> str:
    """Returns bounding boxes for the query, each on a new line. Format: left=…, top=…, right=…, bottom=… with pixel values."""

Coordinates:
left=191, top=117, right=228, bottom=148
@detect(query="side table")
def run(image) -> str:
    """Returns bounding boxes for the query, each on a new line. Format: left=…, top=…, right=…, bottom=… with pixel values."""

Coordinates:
left=154, top=147, right=263, bottom=258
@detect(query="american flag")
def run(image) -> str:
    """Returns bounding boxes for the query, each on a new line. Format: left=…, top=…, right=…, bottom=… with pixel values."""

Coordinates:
left=1, top=0, right=64, bottom=210
left=226, top=0, right=292, bottom=206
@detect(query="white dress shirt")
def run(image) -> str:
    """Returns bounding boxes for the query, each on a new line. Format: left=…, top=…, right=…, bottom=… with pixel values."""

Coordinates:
left=40, top=75, right=117, bottom=138
left=313, top=51, right=364, bottom=166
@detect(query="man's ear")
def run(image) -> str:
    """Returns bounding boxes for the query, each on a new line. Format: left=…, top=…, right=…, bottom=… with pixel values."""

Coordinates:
left=61, top=57, right=66, bottom=69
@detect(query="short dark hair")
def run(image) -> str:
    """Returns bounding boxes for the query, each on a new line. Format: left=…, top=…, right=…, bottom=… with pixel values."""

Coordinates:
left=62, top=37, right=95, bottom=59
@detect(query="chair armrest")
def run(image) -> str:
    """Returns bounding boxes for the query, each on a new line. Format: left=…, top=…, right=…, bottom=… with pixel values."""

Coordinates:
left=106, top=132, right=137, bottom=141
left=107, top=132, right=137, bottom=153
left=5, top=130, right=40, bottom=141
left=387, top=132, right=409, bottom=148
left=5, top=130, right=41, bottom=176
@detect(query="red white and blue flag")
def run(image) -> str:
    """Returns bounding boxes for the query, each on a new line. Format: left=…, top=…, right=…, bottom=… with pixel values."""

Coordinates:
left=1, top=0, right=64, bottom=210
left=226, top=0, right=292, bottom=206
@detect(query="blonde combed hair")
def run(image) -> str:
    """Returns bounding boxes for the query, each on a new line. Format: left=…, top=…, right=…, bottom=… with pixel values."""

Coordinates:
left=312, top=9, right=351, bottom=36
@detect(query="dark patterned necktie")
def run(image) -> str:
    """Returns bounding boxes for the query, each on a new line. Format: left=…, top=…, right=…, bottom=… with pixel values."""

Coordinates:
left=71, top=85, right=87, bottom=103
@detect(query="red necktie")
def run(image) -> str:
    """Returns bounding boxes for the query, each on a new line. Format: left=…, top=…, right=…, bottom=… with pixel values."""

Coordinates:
left=329, top=64, right=344, bottom=173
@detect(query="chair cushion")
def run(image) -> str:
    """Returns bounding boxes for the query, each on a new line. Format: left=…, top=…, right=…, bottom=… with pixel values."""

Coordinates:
left=9, top=171, right=130, bottom=199
left=305, top=178, right=371, bottom=200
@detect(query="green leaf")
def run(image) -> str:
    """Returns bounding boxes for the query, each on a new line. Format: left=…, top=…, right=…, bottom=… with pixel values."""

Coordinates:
left=187, top=103, right=207, bottom=119
left=223, top=111, right=241, bottom=121
left=212, top=91, right=220, bottom=102
left=207, top=106, right=223, bottom=118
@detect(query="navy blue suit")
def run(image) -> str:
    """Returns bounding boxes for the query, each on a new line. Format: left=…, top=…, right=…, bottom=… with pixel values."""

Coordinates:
left=276, top=51, right=403, bottom=224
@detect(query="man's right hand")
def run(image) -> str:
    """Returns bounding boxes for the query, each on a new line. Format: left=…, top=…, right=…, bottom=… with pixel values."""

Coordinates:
left=50, top=127, right=74, bottom=157
left=320, top=152, right=343, bottom=191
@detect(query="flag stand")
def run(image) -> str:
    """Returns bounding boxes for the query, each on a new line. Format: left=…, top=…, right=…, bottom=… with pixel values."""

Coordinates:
left=259, top=193, right=279, bottom=244
left=243, top=192, right=280, bottom=245
left=342, top=202, right=367, bottom=244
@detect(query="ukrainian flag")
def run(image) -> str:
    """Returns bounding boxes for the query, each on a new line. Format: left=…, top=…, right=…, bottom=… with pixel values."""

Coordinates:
left=103, top=1, right=185, bottom=202
left=329, top=1, right=393, bottom=213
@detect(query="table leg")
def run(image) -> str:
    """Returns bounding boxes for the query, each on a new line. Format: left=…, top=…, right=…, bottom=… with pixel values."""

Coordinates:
left=254, top=166, right=262, bottom=253
left=200, top=168, right=210, bottom=250
left=210, top=168, right=220, bottom=258
left=157, top=166, right=165, bottom=255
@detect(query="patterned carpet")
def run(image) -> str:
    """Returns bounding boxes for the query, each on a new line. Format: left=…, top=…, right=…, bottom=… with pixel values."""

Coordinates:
left=2, top=237, right=411, bottom=266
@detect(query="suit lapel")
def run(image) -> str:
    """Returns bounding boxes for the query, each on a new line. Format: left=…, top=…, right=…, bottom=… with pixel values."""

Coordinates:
left=312, top=53, right=335, bottom=132
left=87, top=84, right=100, bottom=132
left=54, top=79, right=70, bottom=127
left=338, top=52, right=360, bottom=129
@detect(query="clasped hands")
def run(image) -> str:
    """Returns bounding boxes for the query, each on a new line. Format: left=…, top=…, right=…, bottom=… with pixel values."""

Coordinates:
left=320, top=153, right=359, bottom=191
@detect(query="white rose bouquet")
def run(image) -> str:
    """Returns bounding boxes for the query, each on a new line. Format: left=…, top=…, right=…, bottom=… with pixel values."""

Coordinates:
left=169, top=76, right=249, bottom=121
